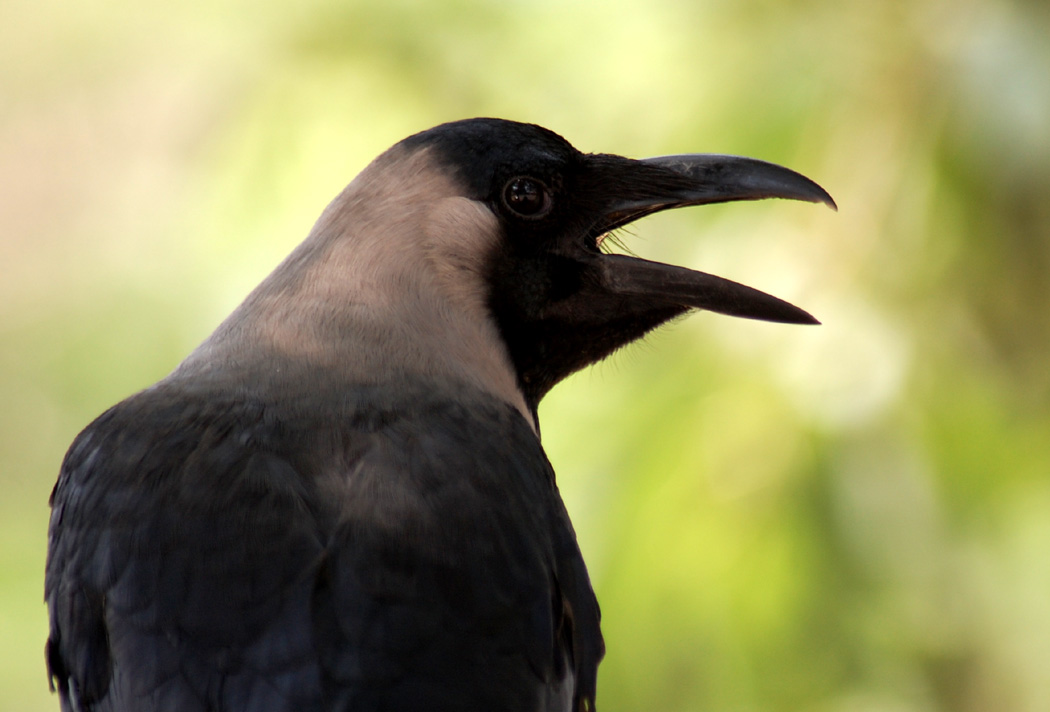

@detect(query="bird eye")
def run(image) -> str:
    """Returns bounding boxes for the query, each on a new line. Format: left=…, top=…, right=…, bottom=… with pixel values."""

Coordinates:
left=502, top=177, right=552, bottom=218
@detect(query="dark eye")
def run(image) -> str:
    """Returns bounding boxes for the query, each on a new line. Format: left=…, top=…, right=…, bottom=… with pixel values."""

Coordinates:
left=502, top=177, right=552, bottom=218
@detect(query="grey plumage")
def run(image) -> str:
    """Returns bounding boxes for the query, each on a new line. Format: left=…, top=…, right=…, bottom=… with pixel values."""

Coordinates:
left=46, top=118, right=833, bottom=711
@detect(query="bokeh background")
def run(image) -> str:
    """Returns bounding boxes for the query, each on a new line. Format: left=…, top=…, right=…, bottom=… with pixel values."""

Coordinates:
left=4, top=0, right=1049, bottom=710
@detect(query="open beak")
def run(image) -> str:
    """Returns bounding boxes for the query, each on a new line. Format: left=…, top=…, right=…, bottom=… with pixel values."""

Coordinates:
left=592, top=153, right=836, bottom=325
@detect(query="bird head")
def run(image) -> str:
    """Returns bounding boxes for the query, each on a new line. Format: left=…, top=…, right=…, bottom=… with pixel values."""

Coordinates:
left=197, top=118, right=833, bottom=425
left=397, top=119, right=835, bottom=409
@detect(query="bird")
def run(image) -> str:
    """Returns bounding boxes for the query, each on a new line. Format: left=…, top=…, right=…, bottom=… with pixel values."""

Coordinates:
left=45, top=118, right=835, bottom=712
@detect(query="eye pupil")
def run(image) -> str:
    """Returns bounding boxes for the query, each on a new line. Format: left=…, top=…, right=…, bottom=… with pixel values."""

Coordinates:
left=504, top=177, right=550, bottom=217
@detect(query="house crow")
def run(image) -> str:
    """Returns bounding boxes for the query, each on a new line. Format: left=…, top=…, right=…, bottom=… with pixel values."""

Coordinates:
left=46, top=118, right=834, bottom=712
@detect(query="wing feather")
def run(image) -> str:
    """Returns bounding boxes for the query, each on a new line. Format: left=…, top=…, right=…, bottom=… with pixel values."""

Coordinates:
left=46, top=385, right=601, bottom=711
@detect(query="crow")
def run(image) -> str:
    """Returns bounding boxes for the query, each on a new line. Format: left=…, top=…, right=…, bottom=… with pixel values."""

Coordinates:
left=46, top=118, right=834, bottom=712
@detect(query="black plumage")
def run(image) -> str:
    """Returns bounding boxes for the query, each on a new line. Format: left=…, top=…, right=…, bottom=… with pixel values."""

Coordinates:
left=46, top=118, right=833, bottom=711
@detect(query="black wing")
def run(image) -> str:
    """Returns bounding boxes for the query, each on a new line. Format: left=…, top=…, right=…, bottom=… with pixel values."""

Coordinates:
left=45, top=384, right=602, bottom=711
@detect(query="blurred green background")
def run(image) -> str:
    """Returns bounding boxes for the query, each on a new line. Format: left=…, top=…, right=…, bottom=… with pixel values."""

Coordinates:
left=4, top=0, right=1049, bottom=710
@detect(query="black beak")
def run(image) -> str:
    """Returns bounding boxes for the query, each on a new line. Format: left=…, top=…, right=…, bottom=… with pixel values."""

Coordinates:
left=592, top=153, right=836, bottom=325
left=491, top=149, right=837, bottom=408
